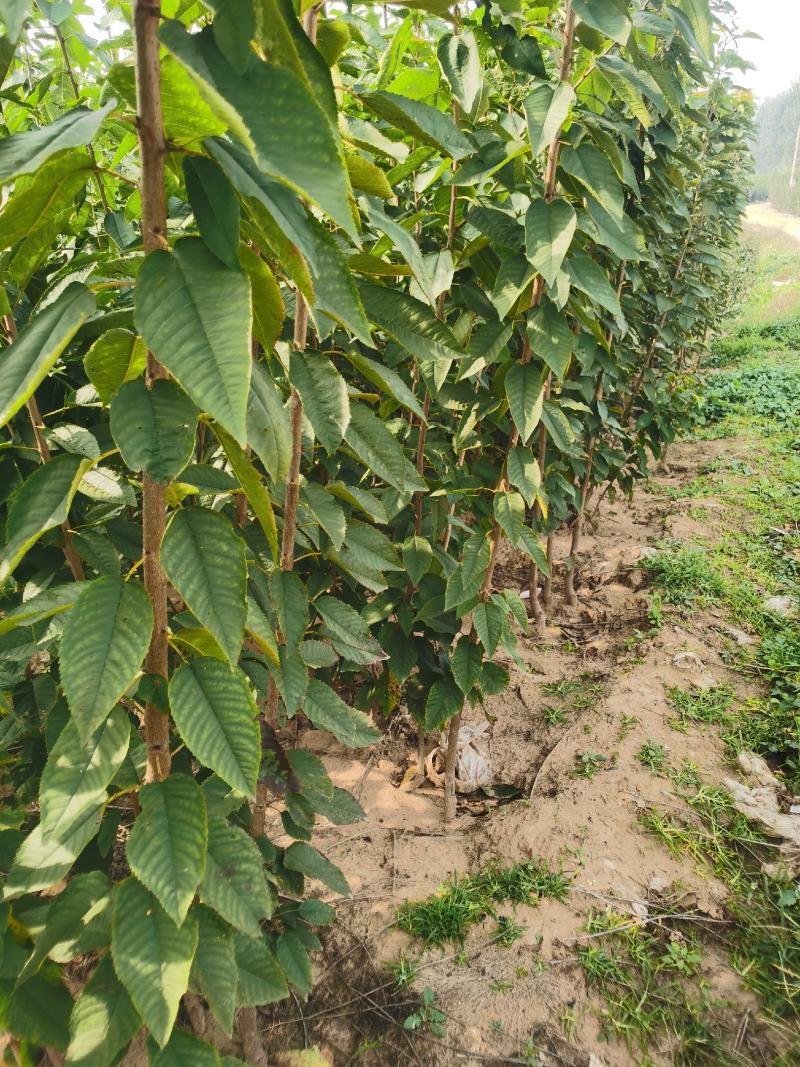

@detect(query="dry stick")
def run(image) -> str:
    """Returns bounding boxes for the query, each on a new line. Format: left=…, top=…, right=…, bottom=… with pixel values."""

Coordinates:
left=1, top=314, right=85, bottom=582
left=564, top=262, right=627, bottom=606
left=133, top=0, right=171, bottom=784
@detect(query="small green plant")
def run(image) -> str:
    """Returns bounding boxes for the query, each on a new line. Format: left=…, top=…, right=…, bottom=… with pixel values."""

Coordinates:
left=572, top=749, right=610, bottom=779
left=617, top=714, right=640, bottom=741
left=660, top=939, right=702, bottom=975
left=396, top=860, right=570, bottom=946
left=636, top=738, right=669, bottom=774
left=490, top=978, right=514, bottom=994
left=647, top=591, right=664, bottom=631
left=494, top=915, right=525, bottom=946
left=640, top=547, right=727, bottom=607
left=542, top=704, right=566, bottom=727
left=389, top=953, right=420, bottom=989
left=403, top=987, right=446, bottom=1038
left=667, top=685, right=735, bottom=732
left=669, top=760, right=703, bottom=789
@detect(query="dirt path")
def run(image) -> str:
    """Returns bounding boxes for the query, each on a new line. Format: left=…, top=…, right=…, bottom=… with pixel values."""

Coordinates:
left=745, top=201, right=800, bottom=244
left=257, top=415, right=798, bottom=1067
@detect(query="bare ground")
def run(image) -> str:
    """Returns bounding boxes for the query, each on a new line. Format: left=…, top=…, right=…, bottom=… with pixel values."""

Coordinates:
left=258, top=433, right=787, bottom=1067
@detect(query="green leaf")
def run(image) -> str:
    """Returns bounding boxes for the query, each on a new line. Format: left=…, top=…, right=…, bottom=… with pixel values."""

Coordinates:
left=0, top=437, right=84, bottom=576
left=0, top=0, right=29, bottom=40
left=269, top=648, right=308, bottom=715
left=0, top=102, right=115, bottom=184
left=301, top=482, right=346, bottom=550
left=527, top=304, right=574, bottom=380
left=247, top=361, right=292, bottom=482
left=507, top=445, right=541, bottom=508
left=491, top=254, right=536, bottom=319
left=269, top=570, right=308, bottom=652
left=402, top=536, right=433, bottom=586
left=192, top=906, right=237, bottom=1033
left=83, top=329, right=147, bottom=405
left=233, top=931, right=288, bottom=1006
left=0, top=282, right=95, bottom=429
left=60, top=578, right=152, bottom=741
left=184, top=155, right=240, bottom=269
left=151, top=1030, right=221, bottom=1067
left=6, top=973, right=71, bottom=1053
left=468, top=205, right=524, bottom=248
left=541, top=401, right=575, bottom=453
left=340, top=520, right=402, bottom=574
left=238, top=245, right=284, bottom=352
left=111, top=878, right=198, bottom=1048
left=566, top=253, right=623, bottom=319
left=524, top=198, right=576, bottom=288
left=358, top=281, right=464, bottom=364
left=519, top=527, right=549, bottom=573
left=200, top=816, right=273, bottom=937
left=66, top=956, right=141, bottom=1067
left=423, top=677, right=463, bottom=731
left=493, top=491, right=525, bottom=548
left=572, top=0, right=631, bottom=45
left=360, top=91, right=473, bottom=160
left=303, top=679, right=380, bottom=748
left=162, top=22, right=357, bottom=240
left=560, top=144, right=624, bottom=223
left=345, top=401, right=426, bottom=494
left=0, top=150, right=93, bottom=250
left=437, top=29, right=482, bottom=114
left=289, top=350, right=350, bottom=454
left=20, top=871, right=110, bottom=982
left=0, top=581, right=78, bottom=636
left=451, top=636, right=482, bottom=695
left=169, top=658, right=260, bottom=797
left=284, top=841, right=350, bottom=896
left=39, top=705, right=129, bottom=840
left=126, top=774, right=208, bottom=927
left=315, top=596, right=384, bottom=665
left=461, top=533, right=491, bottom=600
left=473, top=600, right=504, bottom=657
left=110, top=378, right=198, bottom=484
left=365, top=199, right=435, bottom=305
left=343, top=349, right=425, bottom=420
left=135, top=237, right=251, bottom=446
left=505, top=362, right=544, bottom=445
left=524, top=82, right=575, bottom=156
left=582, top=197, right=646, bottom=261
left=3, top=805, right=103, bottom=899
left=346, top=153, right=392, bottom=199
left=213, top=422, right=279, bottom=561
left=160, top=508, right=247, bottom=666
left=276, top=931, right=312, bottom=998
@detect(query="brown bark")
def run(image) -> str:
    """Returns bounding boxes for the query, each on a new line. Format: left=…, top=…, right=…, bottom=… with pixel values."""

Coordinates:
left=134, top=0, right=171, bottom=783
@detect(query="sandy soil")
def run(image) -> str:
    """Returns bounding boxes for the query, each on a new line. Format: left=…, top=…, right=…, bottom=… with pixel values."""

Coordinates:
left=745, top=201, right=800, bottom=245
left=259, top=434, right=781, bottom=1067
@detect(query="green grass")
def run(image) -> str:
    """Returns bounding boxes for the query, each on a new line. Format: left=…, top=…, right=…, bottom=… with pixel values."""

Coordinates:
left=395, top=859, right=570, bottom=946
left=639, top=546, right=727, bottom=608
left=635, top=738, right=668, bottom=774
left=666, top=685, right=735, bottom=733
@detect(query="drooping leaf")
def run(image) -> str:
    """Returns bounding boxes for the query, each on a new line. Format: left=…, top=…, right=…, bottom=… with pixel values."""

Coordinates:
left=359, top=91, right=473, bottom=160
left=83, top=329, right=147, bottom=405
left=111, top=878, right=198, bottom=1048
left=0, top=101, right=115, bottom=183
left=302, top=679, right=380, bottom=748
left=20, top=871, right=110, bottom=982
left=238, top=244, right=284, bottom=352
left=358, top=282, right=464, bottom=364
left=507, top=445, right=541, bottom=507
left=572, top=0, right=631, bottom=45
left=247, top=361, right=292, bottom=482
left=151, top=1030, right=221, bottom=1067
left=135, top=237, right=252, bottom=446
left=437, top=29, right=482, bottom=114
left=524, top=198, right=577, bottom=287
left=0, top=282, right=95, bottom=429
left=110, top=378, right=198, bottom=484
left=3, top=805, right=103, bottom=899
left=566, top=253, right=624, bottom=319
left=560, top=143, right=624, bottom=222
left=505, top=362, right=544, bottom=445
left=472, top=600, right=504, bottom=657
left=423, top=677, right=463, bottom=731
left=184, top=155, right=240, bottom=268
left=345, top=402, right=426, bottom=494
left=126, top=774, right=208, bottom=927
left=524, top=82, right=575, bottom=156
left=451, top=635, right=482, bottom=694
left=402, top=536, right=433, bottom=586
left=0, top=581, right=78, bottom=636
left=276, top=931, right=312, bottom=998
left=169, top=658, right=260, bottom=797
left=289, top=350, right=350, bottom=454
left=493, top=491, right=526, bottom=547
left=160, top=507, right=247, bottom=665
left=526, top=304, right=574, bottom=380
left=39, top=705, right=129, bottom=840
left=200, top=816, right=273, bottom=936
left=315, top=596, right=384, bottom=665
left=269, top=570, right=308, bottom=652
left=60, top=577, right=153, bottom=741
left=284, top=841, right=349, bottom=896
left=233, top=931, right=288, bottom=1006
left=192, top=906, right=237, bottom=1033
left=161, top=22, right=357, bottom=240
left=301, top=482, right=347, bottom=550
left=212, top=423, right=278, bottom=561
left=0, top=150, right=93, bottom=250
left=66, top=956, right=141, bottom=1067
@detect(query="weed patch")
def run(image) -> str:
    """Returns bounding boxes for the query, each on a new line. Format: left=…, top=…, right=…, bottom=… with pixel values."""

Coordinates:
left=396, top=860, right=570, bottom=946
left=667, top=685, right=735, bottom=732
left=640, top=547, right=727, bottom=608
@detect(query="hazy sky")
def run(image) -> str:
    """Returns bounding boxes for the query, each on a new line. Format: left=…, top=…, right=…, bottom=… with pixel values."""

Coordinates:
left=730, top=0, right=800, bottom=102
